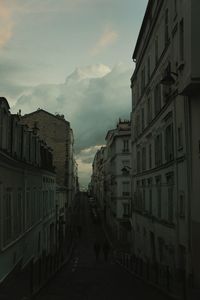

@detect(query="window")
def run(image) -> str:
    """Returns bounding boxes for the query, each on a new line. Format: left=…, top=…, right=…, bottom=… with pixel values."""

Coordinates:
left=156, top=176, right=162, bottom=218
left=162, top=85, right=171, bottom=103
left=148, top=178, right=153, bottom=214
left=155, top=36, right=158, bottom=65
left=178, top=125, right=183, bottom=149
left=123, top=140, right=129, bottom=152
left=135, top=180, right=141, bottom=210
left=3, top=190, right=13, bottom=246
left=179, top=19, right=184, bottom=61
left=33, top=189, right=37, bottom=225
left=14, top=190, right=23, bottom=238
left=174, top=0, right=177, bottom=17
left=149, top=144, right=152, bottom=169
left=165, top=123, right=174, bottom=161
left=137, top=150, right=141, bottom=173
left=26, top=190, right=31, bottom=229
left=122, top=182, right=130, bottom=196
left=135, top=113, right=140, bottom=137
left=142, top=147, right=146, bottom=171
left=150, top=232, right=156, bottom=262
left=167, top=173, right=174, bottom=223
left=142, top=179, right=146, bottom=211
left=123, top=203, right=130, bottom=217
left=154, top=84, right=161, bottom=115
left=147, top=56, right=151, bottom=81
left=147, top=97, right=152, bottom=123
left=122, top=160, right=130, bottom=167
left=141, top=67, right=145, bottom=93
left=165, top=9, right=169, bottom=45
left=179, top=192, right=185, bottom=218
left=158, top=237, right=164, bottom=262
left=141, top=108, right=145, bottom=131
left=155, top=133, right=163, bottom=166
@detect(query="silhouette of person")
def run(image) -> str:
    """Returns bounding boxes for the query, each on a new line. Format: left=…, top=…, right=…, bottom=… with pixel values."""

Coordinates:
left=103, top=240, right=110, bottom=262
left=94, top=241, right=101, bottom=261
left=77, top=225, right=82, bottom=238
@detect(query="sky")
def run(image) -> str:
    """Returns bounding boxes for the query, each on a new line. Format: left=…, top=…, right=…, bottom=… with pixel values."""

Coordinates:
left=0, top=0, right=148, bottom=187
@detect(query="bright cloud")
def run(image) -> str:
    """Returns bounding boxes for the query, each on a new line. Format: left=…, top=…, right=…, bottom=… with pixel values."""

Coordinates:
left=76, top=145, right=104, bottom=187
left=90, top=27, right=118, bottom=55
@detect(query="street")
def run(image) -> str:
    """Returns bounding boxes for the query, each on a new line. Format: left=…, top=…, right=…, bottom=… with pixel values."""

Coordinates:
left=34, top=193, right=171, bottom=300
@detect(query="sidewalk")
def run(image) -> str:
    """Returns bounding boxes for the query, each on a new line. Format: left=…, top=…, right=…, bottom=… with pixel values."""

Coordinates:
left=0, top=201, right=81, bottom=300
left=99, top=210, right=177, bottom=300
left=0, top=239, right=75, bottom=300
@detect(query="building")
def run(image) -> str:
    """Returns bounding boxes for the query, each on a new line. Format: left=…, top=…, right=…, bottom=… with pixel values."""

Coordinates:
left=91, top=146, right=106, bottom=212
left=20, top=109, right=78, bottom=241
left=0, top=97, right=56, bottom=288
left=130, top=0, right=200, bottom=297
left=91, top=120, right=131, bottom=247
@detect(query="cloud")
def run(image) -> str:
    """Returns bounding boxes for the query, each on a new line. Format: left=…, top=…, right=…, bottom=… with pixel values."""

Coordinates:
left=19, top=0, right=94, bottom=14
left=0, top=1, right=14, bottom=48
left=90, top=27, right=118, bottom=55
left=75, top=145, right=104, bottom=186
left=12, top=63, right=131, bottom=185
left=77, top=145, right=104, bottom=164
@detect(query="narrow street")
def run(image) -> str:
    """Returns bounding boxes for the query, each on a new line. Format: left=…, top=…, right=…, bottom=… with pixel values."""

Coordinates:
left=34, top=193, right=171, bottom=300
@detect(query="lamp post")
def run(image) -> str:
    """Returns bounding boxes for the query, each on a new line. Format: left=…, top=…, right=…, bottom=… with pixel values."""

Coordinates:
left=160, top=63, right=178, bottom=86
left=121, top=165, right=131, bottom=175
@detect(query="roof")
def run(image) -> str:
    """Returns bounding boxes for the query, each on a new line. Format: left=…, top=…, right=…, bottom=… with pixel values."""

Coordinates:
left=22, top=108, right=70, bottom=125
left=0, top=97, right=10, bottom=109
left=105, top=129, right=115, bottom=141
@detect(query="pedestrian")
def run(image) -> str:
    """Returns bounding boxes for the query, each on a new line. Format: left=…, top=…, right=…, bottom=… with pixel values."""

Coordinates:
left=93, top=241, right=101, bottom=261
left=102, top=240, right=110, bottom=262
left=77, top=225, right=82, bottom=238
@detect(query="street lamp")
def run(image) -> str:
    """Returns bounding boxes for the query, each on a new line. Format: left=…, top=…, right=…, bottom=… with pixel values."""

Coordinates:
left=121, top=166, right=131, bottom=175
left=160, top=71, right=178, bottom=86
left=160, top=63, right=178, bottom=86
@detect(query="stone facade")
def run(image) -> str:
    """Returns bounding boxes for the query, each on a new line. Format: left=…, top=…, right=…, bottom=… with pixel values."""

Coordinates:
left=130, top=0, right=200, bottom=297
left=91, top=120, right=131, bottom=246
left=21, top=110, right=70, bottom=188
left=0, top=97, right=56, bottom=286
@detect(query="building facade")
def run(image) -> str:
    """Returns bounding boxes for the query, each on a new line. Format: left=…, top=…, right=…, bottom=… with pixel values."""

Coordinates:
left=0, top=97, right=56, bottom=286
left=130, top=0, right=200, bottom=297
left=91, top=120, right=131, bottom=246
left=20, top=109, right=78, bottom=240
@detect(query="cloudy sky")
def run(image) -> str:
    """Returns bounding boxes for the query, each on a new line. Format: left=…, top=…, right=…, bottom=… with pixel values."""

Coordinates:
left=0, top=0, right=148, bottom=187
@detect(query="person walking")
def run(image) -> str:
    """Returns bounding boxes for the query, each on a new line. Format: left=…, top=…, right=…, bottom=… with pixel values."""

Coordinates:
left=93, top=241, right=101, bottom=261
left=77, top=224, right=82, bottom=238
left=103, top=240, right=110, bottom=262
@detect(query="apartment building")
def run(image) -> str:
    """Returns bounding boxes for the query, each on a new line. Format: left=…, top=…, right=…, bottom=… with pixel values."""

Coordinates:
left=91, top=120, right=131, bottom=246
left=92, top=146, right=106, bottom=212
left=20, top=109, right=78, bottom=239
left=130, top=0, right=200, bottom=297
left=0, top=97, right=56, bottom=285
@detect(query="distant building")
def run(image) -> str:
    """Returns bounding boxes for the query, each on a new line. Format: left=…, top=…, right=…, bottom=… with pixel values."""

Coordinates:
left=0, top=97, right=56, bottom=285
left=91, top=120, right=131, bottom=246
left=130, top=0, right=200, bottom=297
